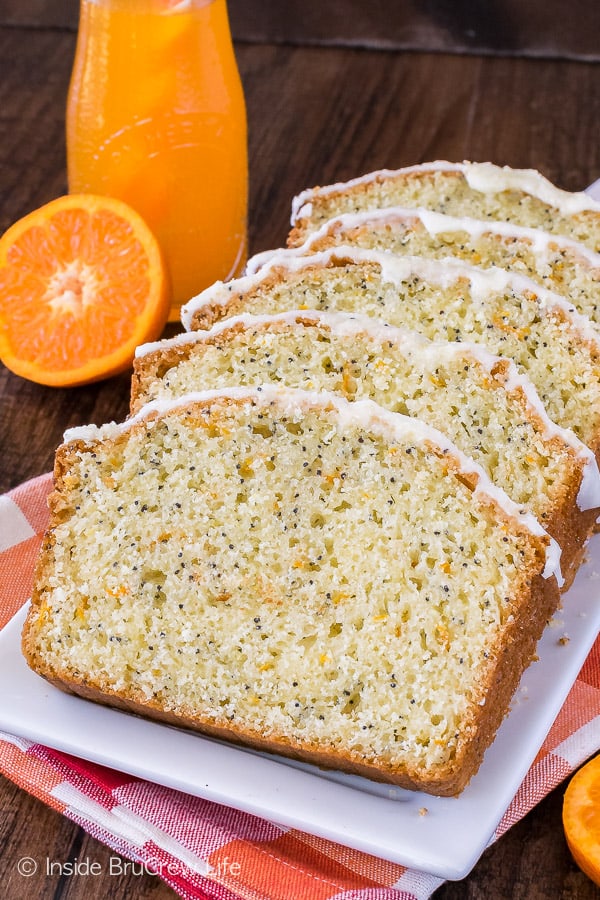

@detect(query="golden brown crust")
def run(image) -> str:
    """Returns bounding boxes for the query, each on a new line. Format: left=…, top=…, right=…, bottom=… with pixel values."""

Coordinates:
left=131, top=344, right=193, bottom=415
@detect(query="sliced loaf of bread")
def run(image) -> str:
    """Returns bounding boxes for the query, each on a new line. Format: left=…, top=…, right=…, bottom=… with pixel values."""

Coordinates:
left=254, top=207, right=600, bottom=328
left=22, top=386, right=561, bottom=796
left=181, top=249, right=600, bottom=462
left=133, top=311, right=600, bottom=588
left=288, top=162, right=600, bottom=252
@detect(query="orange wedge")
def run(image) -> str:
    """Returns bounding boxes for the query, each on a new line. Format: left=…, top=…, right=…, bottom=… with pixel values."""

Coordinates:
left=0, top=194, right=170, bottom=387
left=563, top=754, right=600, bottom=885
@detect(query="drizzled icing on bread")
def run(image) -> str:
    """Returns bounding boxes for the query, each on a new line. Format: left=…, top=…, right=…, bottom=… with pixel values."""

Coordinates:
left=290, top=161, right=600, bottom=225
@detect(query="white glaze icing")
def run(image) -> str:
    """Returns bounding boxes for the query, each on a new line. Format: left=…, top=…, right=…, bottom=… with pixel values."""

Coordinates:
left=135, top=328, right=213, bottom=357
left=463, top=163, right=598, bottom=216
left=248, top=205, right=600, bottom=275
left=290, top=161, right=600, bottom=225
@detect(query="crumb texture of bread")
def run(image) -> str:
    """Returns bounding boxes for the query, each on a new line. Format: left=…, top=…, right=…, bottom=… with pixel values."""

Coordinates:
left=22, top=390, right=558, bottom=796
left=131, top=314, right=597, bottom=587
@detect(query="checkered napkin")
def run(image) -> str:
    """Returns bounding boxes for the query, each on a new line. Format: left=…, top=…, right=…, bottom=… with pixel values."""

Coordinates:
left=2, top=474, right=600, bottom=900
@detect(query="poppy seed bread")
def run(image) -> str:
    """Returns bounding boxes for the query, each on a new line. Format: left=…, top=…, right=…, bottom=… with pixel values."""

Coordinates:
left=133, top=311, right=600, bottom=588
left=22, top=387, right=561, bottom=796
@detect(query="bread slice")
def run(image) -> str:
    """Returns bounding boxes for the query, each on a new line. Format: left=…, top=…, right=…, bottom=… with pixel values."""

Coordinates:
left=181, top=248, right=600, bottom=461
left=288, top=161, right=600, bottom=252
left=22, top=386, right=561, bottom=796
left=133, top=311, right=599, bottom=588
left=254, top=207, right=600, bottom=329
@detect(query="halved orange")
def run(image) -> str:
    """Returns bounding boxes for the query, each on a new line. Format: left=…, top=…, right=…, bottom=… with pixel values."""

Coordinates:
left=0, top=194, right=171, bottom=387
left=563, top=754, right=600, bottom=884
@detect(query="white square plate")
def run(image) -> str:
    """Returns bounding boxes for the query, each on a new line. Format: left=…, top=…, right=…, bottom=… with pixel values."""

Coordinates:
left=1, top=533, right=600, bottom=881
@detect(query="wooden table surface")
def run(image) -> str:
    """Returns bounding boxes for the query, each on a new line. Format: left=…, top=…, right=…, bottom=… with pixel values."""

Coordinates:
left=2, top=5, right=600, bottom=899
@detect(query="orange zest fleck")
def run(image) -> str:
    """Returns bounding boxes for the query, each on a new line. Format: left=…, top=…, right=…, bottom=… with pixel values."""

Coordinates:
left=428, top=373, right=446, bottom=388
left=563, top=754, right=600, bottom=885
left=258, top=662, right=273, bottom=672
left=491, top=312, right=530, bottom=340
left=341, top=360, right=355, bottom=397
left=106, top=584, right=130, bottom=598
left=435, top=624, right=452, bottom=649
left=0, top=194, right=170, bottom=387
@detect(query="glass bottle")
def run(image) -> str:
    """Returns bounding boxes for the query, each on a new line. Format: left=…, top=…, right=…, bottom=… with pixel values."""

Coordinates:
left=67, top=0, right=248, bottom=321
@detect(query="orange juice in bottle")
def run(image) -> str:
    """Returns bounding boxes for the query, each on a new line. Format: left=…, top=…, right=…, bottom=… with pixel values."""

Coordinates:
left=67, top=0, right=248, bottom=320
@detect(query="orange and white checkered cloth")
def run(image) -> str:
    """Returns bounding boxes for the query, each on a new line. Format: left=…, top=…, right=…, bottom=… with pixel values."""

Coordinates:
left=2, top=472, right=600, bottom=900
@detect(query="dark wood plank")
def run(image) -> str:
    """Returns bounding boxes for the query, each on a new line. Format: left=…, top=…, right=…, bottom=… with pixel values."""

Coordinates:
left=228, top=0, right=600, bottom=61
left=0, top=29, right=71, bottom=224
left=0, top=0, right=77, bottom=30
left=3, top=0, right=600, bottom=61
